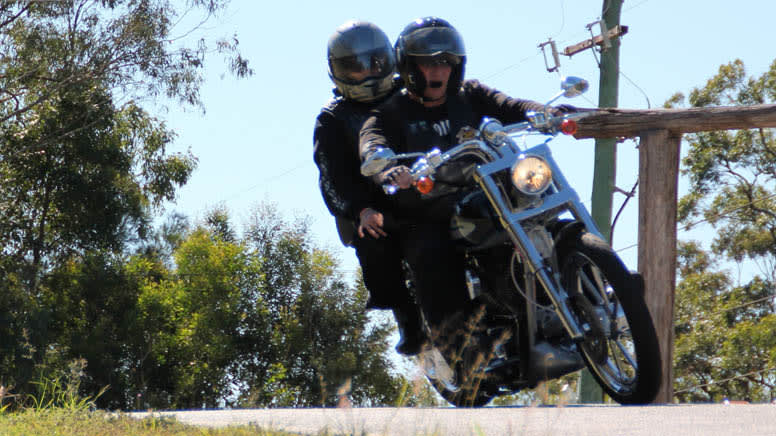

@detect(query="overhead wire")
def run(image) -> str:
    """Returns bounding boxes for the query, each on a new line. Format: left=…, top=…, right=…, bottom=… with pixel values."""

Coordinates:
left=218, top=1, right=648, bottom=203
left=221, top=160, right=308, bottom=203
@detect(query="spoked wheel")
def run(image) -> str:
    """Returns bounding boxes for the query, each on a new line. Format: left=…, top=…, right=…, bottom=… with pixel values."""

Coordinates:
left=559, top=231, right=661, bottom=404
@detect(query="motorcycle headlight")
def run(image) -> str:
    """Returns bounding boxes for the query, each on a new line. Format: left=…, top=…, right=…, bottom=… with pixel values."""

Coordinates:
left=511, top=156, right=552, bottom=195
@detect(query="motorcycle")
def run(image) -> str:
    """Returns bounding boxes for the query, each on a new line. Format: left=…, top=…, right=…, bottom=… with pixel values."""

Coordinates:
left=361, top=76, right=661, bottom=407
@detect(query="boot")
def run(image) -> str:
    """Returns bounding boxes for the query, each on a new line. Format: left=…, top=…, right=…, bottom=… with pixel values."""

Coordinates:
left=393, top=303, right=427, bottom=356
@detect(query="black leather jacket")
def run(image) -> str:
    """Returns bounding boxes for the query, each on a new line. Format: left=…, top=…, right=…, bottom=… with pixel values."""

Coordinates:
left=313, top=88, right=396, bottom=245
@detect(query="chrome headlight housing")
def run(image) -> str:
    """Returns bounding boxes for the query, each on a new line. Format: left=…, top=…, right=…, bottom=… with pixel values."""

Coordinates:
left=511, top=155, right=552, bottom=195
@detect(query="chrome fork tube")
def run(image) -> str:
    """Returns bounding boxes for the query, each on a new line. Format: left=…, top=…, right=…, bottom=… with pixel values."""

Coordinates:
left=474, top=166, right=585, bottom=342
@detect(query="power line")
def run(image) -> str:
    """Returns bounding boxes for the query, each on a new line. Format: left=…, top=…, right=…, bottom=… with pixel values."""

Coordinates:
left=619, top=68, right=652, bottom=108
left=481, top=53, right=542, bottom=81
left=221, top=160, right=308, bottom=203
left=622, top=0, right=653, bottom=14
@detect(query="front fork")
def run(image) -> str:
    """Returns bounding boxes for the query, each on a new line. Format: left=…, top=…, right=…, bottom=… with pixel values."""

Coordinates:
left=473, top=171, right=590, bottom=343
left=512, top=224, right=585, bottom=342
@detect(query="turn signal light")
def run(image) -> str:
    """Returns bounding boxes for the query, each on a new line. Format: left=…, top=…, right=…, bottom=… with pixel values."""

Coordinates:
left=415, top=176, right=434, bottom=194
left=561, top=119, right=577, bottom=135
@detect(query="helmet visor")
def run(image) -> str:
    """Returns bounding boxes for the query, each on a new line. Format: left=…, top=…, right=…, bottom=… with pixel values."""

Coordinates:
left=330, top=46, right=395, bottom=85
left=402, top=26, right=465, bottom=57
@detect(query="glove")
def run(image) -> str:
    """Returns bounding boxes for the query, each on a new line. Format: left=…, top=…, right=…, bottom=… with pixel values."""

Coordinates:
left=552, top=104, right=579, bottom=115
left=378, top=165, right=412, bottom=189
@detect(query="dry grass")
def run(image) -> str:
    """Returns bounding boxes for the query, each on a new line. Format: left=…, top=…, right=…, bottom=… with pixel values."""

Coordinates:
left=0, top=408, right=298, bottom=436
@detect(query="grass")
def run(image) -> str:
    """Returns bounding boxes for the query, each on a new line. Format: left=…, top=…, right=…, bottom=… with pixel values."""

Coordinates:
left=0, top=408, right=299, bottom=436
left=0, top=359, right=300, bottom=436
left=0, top=340, right=574, bottom=435
left=0, top=408, right=308, bottom=436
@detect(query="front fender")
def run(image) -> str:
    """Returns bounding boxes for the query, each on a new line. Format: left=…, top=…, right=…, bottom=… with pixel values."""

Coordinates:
left=551, top=219, right=586, bottom=249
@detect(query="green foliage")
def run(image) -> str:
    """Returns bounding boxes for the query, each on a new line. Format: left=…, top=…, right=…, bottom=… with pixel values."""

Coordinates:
left=1, top=202, right=406, bottom=410
left=0, top=0, right=253, bottom=287
left=0, top=1, right=402, bottom=410
left=670, top=59, right=776, bottom=402
left=234, top=203, right=403, bottom=408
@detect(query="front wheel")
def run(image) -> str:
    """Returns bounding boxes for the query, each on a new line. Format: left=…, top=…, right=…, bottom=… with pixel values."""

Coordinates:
left=558, top=231, right=661, bottom=404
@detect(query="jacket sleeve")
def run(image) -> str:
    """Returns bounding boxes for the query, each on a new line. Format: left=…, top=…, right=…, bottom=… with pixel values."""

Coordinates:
left=359, top=109, right=404, bottom=188
left=465, top=79, right=547, bottom=124
left=313, top=111, right=374, bottom=221
left=359, top=111, right=389, bottom=166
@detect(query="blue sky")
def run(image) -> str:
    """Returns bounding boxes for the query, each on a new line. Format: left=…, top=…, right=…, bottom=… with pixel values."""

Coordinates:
left=162, top=0, right=773, bottom=279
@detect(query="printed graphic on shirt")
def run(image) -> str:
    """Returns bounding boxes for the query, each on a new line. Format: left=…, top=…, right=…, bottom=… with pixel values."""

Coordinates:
left=407, top=119, right=450, bottom=137
left=432, top=120, right=450, bottom=136
left=406, top=120, right=429, bottom=136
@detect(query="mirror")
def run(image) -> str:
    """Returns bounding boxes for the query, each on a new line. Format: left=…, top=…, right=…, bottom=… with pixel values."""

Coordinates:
left=360, top=147, right=396, bottom=176
left=561, top=76, right=589, bottom=98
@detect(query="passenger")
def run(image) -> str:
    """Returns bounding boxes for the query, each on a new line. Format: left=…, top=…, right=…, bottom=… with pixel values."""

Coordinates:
left=313, top=20, right=425, bottom=355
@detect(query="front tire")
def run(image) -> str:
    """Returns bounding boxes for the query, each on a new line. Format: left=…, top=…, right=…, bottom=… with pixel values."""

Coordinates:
left=558, top=231, right=661, bottom=404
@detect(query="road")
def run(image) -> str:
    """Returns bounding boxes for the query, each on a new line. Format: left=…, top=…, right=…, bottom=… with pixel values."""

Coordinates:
left=130, top=403, right=776, bottom=435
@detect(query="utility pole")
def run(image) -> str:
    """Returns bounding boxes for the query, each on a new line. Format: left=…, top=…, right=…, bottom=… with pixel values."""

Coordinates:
left=581, top=0, right=624, bottom=403
left=591, top=0, right=622, bottom=244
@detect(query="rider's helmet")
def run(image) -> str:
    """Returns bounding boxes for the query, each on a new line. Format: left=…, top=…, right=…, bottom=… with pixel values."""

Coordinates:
left=327, top=21, right=397, bottom=103
left=395, top=17, right=466, bottom=97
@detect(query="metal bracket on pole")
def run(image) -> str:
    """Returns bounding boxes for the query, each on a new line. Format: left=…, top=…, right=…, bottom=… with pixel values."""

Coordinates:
left=563, top=23, right=628, bottom=58
left=597, top=19, right=611, bottom=51
left=538, top=39, right=561, bottom=74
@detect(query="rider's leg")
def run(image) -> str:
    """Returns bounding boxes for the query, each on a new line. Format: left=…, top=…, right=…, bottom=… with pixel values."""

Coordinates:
left=354, top=231, right=426, bottom=355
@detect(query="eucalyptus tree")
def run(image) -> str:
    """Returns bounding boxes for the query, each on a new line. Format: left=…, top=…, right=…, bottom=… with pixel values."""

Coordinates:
left=0, top=0, right=250, bottom=288
left=0, top=0, right=250, bottom=398
left=669, top=59, right=776, bottom=402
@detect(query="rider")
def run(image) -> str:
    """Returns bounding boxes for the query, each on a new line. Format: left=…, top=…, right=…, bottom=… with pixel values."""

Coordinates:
left=313, top=20, right=425, bottom=355
left=359, top=16, right=574, bottom=334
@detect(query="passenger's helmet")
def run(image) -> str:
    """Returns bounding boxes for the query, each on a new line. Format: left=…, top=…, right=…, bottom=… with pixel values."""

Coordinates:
left=395, top=17, right=466, bottom=97
left=327, top=21, right=396, bottom=103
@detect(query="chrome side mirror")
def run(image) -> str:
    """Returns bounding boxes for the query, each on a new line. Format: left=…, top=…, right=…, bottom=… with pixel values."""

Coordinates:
left=546, top=76, right=589, bottom=106
left=361, top=147, right=396, bottom=177
left=561, top=76, right=589, bottom=98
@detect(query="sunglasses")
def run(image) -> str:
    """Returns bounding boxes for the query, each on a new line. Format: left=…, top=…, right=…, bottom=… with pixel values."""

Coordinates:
left=415, top=54, right=460, bottom=67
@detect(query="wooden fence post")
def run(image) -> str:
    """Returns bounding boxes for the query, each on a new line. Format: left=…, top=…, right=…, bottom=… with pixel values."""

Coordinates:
left=637, top=129, right=682, bottom=404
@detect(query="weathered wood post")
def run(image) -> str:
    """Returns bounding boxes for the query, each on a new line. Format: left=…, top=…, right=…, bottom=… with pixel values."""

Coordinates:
left=638, top=129, right=681, bottom=403
left=574, top=104, right=776, bottom=403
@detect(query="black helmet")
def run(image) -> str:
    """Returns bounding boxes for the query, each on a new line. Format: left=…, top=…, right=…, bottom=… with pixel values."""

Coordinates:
left=327, top=21, right=396, bottom=103
left=395, top=17, right=466, bottom=97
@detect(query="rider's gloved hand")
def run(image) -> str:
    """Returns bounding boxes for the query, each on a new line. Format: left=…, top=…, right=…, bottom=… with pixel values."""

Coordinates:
left=379, top=165, right=413, bottom=189
left=551, top=104, right=578, bottom=115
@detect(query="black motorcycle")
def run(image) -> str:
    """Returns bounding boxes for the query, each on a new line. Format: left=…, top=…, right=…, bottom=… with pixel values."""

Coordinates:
left=362, top=76, right=661, bottom=407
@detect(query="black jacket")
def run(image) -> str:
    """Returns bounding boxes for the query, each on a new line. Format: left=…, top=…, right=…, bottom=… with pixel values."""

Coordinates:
left=313, top=90, right=395, bottom=245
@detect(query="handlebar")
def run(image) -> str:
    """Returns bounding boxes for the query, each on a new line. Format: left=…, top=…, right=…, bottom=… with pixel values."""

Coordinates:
left=370, top=110, right=594, bottom=196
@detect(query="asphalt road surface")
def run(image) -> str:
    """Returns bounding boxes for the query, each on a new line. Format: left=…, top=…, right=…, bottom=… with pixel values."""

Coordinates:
left=131, top=403, right=776, bottom=435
